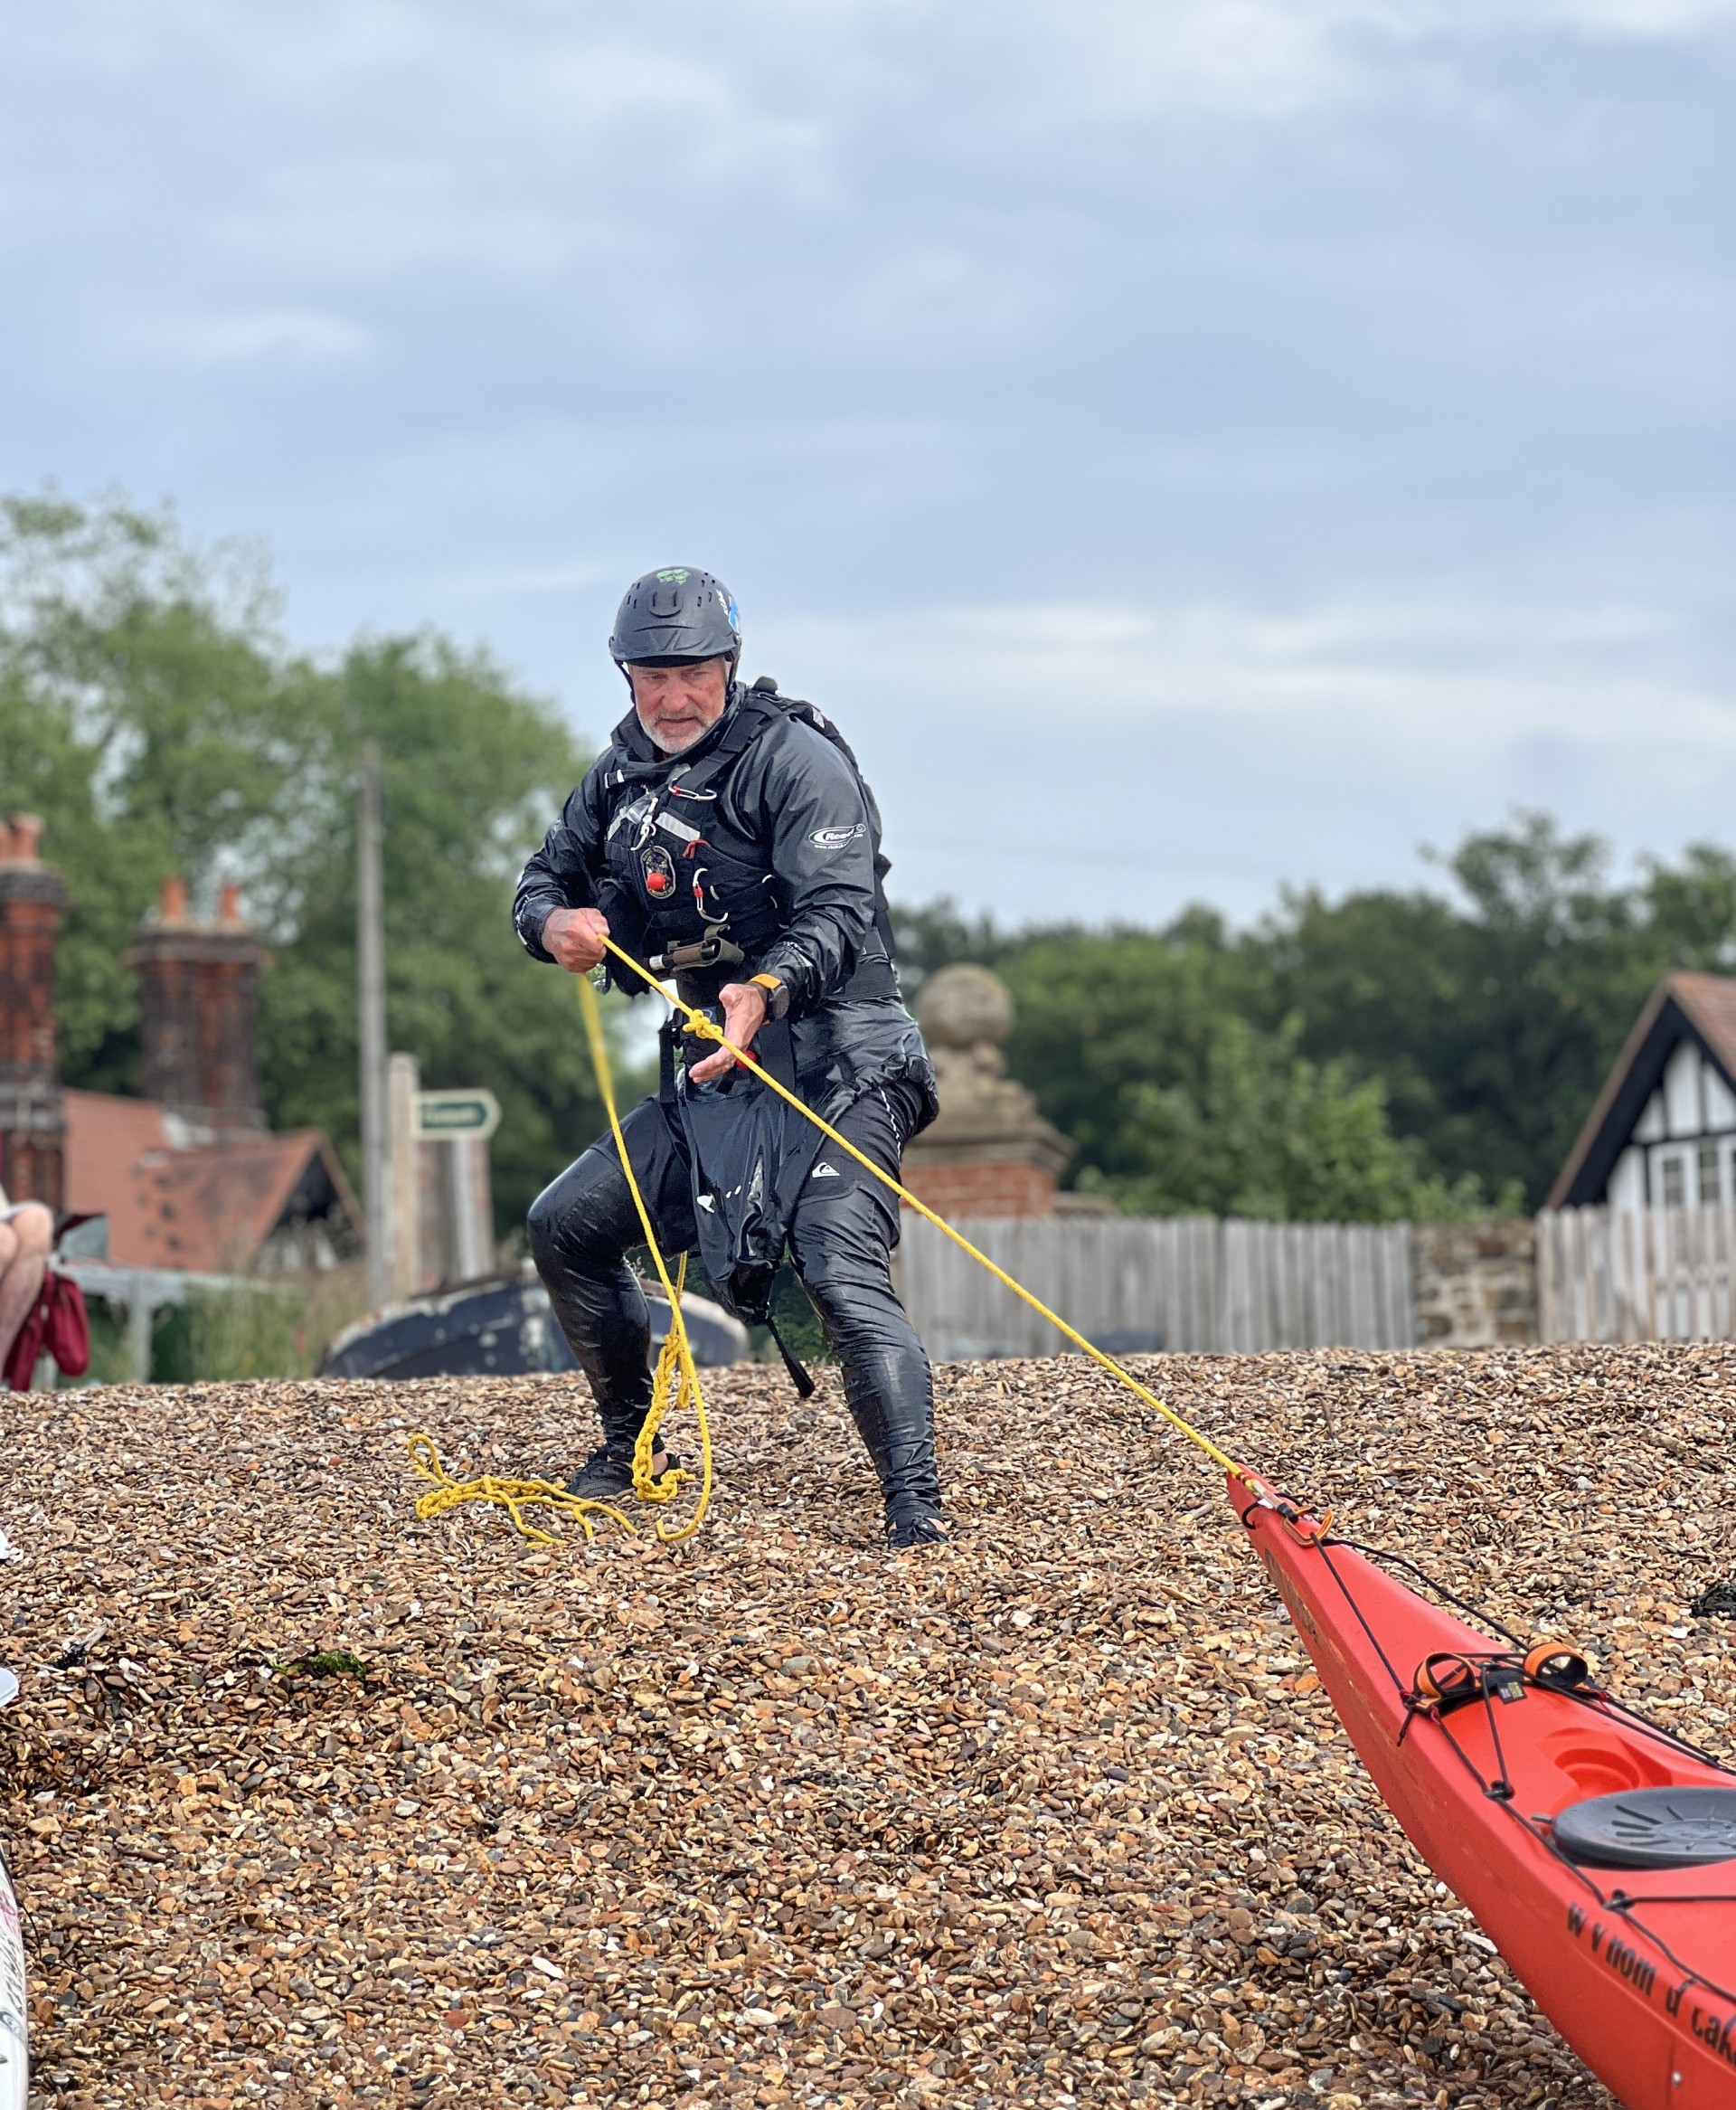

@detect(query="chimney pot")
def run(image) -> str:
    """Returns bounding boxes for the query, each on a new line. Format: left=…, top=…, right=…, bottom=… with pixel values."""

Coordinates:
left=217, top=880, right=246, bottom=929
left=159, top=875, right=189, bottom=925
left=0, top=814, right=45, bottom=866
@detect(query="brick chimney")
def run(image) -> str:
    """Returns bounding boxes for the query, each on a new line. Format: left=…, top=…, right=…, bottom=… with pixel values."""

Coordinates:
left=0, top=813, right=67, bottom=1209
left=131, top=876, right=269, bottom=1134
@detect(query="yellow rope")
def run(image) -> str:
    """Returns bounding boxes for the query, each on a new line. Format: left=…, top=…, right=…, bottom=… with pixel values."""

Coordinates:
left=405, top=1432, right=636, bottom=1548
left=409, top=930, right=1248, bottom=1549
left=599, top=935, right=1250, bottom=1487
left=405, top=980, right=714, bottom=1549
left=576, top=972, right=713, bottom=1542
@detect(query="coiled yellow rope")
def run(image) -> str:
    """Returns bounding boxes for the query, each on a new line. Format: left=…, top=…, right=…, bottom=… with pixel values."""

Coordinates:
left=406, top=1433, right=635, bottom=1548
left=406, top=973, right=713, bottom=1547
left=576, top=971, right=713, bottom=1543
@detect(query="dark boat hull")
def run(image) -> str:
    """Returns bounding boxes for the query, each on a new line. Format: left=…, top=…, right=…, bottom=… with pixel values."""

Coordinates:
left=319, top=1275, right=747, bottom=1381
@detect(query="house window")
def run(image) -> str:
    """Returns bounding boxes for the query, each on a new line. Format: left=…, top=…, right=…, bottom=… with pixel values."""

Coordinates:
left=1702, top=1140, right=1724, bottom=1206
left=1660, top=1152, right=1686, bottom=1207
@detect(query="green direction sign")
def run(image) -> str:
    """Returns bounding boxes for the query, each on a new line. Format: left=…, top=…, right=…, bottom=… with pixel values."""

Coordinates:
left=411, top=1089, right=502, bottom=1142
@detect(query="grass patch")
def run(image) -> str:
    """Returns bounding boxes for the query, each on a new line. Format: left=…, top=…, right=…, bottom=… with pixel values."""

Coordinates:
left=272, top=1650, right=372, bottom=1680
left=151, top=1266, right=373, bottom=1383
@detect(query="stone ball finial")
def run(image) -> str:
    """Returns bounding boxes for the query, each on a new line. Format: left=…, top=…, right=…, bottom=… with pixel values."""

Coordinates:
left=917, top=963, right=1015, bottom=1050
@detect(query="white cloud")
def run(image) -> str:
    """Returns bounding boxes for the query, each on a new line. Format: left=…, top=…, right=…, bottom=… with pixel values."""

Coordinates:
left=0, top=0, right=1731, bottom=929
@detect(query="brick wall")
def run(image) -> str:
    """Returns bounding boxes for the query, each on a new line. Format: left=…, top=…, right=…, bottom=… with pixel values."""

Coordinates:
left=899, top=1159, right=1058, bottom=1220
left=1413, top=1218, right=1537, bottom=1346
left=0, top=814, right=66, bottom=1209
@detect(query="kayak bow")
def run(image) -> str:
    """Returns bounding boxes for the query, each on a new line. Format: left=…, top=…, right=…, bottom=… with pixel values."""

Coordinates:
left=1234, top=1471, right=1736, bottom=2110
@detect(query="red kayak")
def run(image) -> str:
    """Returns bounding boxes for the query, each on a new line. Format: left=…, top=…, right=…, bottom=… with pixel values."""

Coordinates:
left=1233, top=1469, right=1736, bottom=2110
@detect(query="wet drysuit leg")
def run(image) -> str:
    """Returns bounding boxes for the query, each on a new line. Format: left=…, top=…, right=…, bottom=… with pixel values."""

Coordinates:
left=787, top=1079, right=942, bottom=1531
left=526, top=1098, right=695, bottom=1453
left=530, top=1074, right=940, bottom=1530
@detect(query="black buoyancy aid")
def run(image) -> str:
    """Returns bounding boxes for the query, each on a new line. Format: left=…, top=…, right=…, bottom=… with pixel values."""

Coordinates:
left=595, top=678, right=899, bottom=1008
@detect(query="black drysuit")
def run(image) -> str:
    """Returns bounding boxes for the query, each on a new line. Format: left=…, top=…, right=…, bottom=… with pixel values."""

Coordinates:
left=513, top=683, right=943, bottom=1531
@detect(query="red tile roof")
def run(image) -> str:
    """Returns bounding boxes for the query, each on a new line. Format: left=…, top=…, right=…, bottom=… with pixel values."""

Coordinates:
left=1669, top=972, right=1736, bottom=1076
left=62, top=1088, right=358, bottom=1273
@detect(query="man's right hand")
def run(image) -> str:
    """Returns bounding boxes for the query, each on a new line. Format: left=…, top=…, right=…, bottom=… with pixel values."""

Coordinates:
left=542, top=906, right=611, bottom=973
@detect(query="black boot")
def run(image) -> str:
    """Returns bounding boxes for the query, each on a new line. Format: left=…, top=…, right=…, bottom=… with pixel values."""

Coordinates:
left=564, top=1439, right=680, bottom=1502
left=841, top=1358, right=946, bottom=1547
left=885, top=1500, right=948, bottom=1549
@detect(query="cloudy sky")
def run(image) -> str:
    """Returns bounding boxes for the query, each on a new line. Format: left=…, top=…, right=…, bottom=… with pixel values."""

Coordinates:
left=3, top=0, right=1732, bottom=923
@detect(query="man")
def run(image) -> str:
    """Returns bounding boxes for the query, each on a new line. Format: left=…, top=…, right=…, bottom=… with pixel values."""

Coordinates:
left=514, top=567, right=946, bottom=1547
left=0, top=1186, right=53, bottom=1391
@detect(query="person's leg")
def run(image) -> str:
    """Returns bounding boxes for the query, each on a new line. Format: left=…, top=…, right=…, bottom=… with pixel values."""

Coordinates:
left=526, top=1100, right=695, bottom=1492
left=0, top=1204, right=53, bottom=1381
left=787, top=1083, right=944, bottom=1545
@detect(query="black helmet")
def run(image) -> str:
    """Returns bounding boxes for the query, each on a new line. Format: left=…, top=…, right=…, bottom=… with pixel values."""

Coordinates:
left=609, top=568, right=741, bottom=667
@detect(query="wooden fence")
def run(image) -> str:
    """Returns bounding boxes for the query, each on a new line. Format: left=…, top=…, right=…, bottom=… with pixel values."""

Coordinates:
left=893, top=1213, right=1416, bottom=1360
left=1536, top=1205, right=1736, bottom=1343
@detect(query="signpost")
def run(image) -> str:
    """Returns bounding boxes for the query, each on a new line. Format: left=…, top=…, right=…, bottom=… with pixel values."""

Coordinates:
left=410, top=1090, right=502, bottom=1142
left=405, top=1088, right=501, bottom=1284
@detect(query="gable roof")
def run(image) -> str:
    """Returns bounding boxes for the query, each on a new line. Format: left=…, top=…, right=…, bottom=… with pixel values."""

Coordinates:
left=1547, top=971, right=1736, bottom=1208
left=62, top=1088, right=362, bottom=1272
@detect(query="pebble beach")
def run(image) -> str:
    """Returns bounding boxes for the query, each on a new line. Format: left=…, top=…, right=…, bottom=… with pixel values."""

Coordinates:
left=5, top=1343, right=1734, bottom=2108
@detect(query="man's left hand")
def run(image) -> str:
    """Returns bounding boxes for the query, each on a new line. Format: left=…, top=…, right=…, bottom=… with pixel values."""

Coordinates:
left=687, top=981, right=769, bottom=1083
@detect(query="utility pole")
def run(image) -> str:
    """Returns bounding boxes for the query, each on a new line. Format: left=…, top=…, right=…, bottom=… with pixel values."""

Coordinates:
left=357, top=742, right=392, bottom=1310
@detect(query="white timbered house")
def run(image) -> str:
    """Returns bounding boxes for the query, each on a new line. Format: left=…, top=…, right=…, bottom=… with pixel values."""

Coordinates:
left=1549, top=972, right=1736, bottom=1212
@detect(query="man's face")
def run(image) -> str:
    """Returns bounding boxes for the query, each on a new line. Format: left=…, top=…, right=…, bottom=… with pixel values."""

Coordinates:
left=629, top=658, right=731, bottom=754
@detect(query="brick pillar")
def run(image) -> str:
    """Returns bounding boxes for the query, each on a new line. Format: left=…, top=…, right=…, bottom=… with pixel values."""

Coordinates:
left=900, top=964, right=1075, bottom=1219
left=131, top=877, right=269, bottom=1132
left=0, top=814, right=67, bottom=1209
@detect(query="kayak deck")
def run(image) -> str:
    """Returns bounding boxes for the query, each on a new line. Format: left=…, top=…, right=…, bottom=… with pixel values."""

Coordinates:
left=1233, top=1470, right=1736, bottom=2110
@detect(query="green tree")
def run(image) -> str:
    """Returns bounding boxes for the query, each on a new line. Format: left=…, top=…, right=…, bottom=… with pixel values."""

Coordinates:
left=899, top=814, right=1736, bottom=1218
left=1079, top=1015, right=1496, bottom=1220
left=1261, top=814, right=1675, bottom=1208
left=259, top=634, right=613, bottom=1230
left=0, top=492, right=319, bottom=1091
left=982, top=919, right=1496, bottom=1219
left=0, top=489, right=611, bottom=1235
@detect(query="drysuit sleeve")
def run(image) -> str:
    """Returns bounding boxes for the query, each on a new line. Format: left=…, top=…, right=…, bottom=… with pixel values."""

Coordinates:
left=513, top=771, right=609, bottom=963
left=745, top=724, right=879, bottom=1017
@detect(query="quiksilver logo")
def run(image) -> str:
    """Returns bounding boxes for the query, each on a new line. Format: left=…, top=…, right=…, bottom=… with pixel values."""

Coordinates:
left=812, top=1162, right=840, bottom=1178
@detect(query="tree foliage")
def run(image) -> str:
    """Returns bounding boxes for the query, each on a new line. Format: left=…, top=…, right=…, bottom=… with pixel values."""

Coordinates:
left=0, top=491, right=608, bottom=1233
left=10, top=490, right=1732, bottom=1239
left=897, top=815, right=1736, bottom=1219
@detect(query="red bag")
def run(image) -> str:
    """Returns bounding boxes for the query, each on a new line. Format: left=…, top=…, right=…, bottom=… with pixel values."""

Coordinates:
left=4, top=1270, right=91, bottom=1392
